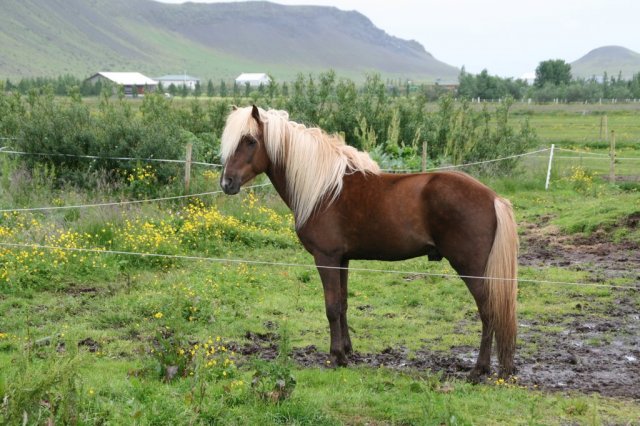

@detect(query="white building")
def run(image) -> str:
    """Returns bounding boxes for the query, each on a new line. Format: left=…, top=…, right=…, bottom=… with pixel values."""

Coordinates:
left=235, top=73, right=271, bottom=87
left=155, top=74, right=201, bottom=90
left=85, top=72, right=158, bottom=95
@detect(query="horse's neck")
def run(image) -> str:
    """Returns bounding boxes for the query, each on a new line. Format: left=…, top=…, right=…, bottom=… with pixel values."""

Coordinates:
left=266, top=163, right=294, bottom=212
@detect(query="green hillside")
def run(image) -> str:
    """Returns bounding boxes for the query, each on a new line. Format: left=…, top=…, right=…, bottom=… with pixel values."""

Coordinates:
left=571, top=45, right=640, bottom=80
left=0, top=0, right=459, bottom=82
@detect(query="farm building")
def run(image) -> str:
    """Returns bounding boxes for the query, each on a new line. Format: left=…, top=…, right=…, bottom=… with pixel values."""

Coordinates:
left=155, top=74, right=201, bottom=90
left=85, top=72, right=157, bottom=96
left=235, top=73, right=271, bottom=87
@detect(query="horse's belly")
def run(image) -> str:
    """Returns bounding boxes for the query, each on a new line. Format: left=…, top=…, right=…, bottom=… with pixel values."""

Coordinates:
left=345, top=233, right=435, bottom=261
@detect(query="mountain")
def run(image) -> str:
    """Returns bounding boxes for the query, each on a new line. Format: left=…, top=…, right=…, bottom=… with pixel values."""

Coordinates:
left=570, top=46, right=640, bottom=80
left=0, top=0, right=458, bottom=82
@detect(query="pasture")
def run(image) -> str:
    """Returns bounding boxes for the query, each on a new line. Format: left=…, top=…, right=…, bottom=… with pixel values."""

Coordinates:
left=1, top=99, right=639, bottom=424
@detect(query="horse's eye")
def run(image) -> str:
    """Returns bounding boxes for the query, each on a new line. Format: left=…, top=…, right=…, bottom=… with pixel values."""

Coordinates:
left=247, top=137, right=257, bottom=146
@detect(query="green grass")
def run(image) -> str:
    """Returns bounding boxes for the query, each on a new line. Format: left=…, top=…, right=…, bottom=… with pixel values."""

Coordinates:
left=1, top=173, right=640, bottom=424
left=1, top=106, right=640, bottom=423
left=517, top=111, right=640, bottom=146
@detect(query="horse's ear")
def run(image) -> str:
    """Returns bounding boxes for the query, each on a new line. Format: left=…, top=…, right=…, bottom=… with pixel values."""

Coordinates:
left=251, top=104, right=262, bottom=124
left=231, top=104, right=238, bottom=111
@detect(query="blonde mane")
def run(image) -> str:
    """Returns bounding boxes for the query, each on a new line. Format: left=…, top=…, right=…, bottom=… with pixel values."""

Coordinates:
left=221, top=106, right=380, bottom=227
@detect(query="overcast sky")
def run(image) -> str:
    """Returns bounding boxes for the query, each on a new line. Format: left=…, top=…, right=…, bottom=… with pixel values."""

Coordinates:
left=155, top=0, right=640, bottom=78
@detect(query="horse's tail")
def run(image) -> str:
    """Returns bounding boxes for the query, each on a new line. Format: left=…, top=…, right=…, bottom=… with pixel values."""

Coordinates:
left=485, top=197, right=519, bottom=375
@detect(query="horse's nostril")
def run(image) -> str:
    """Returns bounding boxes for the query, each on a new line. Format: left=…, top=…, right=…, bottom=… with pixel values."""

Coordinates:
left=221, top=176, right=239, bottom=194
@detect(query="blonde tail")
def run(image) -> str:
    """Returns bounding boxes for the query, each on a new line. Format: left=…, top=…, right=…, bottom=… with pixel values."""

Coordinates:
left=485, top=197, right=519, bottom=375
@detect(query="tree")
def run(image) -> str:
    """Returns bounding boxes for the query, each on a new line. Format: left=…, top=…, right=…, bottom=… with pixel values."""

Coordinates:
left=219, top=80, right=227, bottom=97
left=534, top=59, right=572, bottom=87
left=206, top=79, right=215, bottom=97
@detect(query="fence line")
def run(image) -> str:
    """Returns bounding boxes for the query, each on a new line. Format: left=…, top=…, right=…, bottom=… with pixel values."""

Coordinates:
left=0, top=148, right=551, bottom=213
left=0, top=148, right=222, bottom=168
left=0, top=183, right=272, bottom=213
left=556, top=148, right=609, bottom=157
left=382, top=147, right=551, bottom=173
left=555, top=147, right=640, bottom=161
left=532, top=154, right=640, bottom=161
left=0, top=241, right=636, bottom=291
left=0, top=146, right=554, bottom=173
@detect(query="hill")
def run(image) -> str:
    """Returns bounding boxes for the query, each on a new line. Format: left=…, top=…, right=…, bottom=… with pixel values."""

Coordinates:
left=571, top=46, right=640, bottom=80
left=0, top=0, right=458, bottom=82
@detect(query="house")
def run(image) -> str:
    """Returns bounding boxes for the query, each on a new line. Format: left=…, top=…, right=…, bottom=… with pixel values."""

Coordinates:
left=155, top=74, right=201, bottom=90
left=85, top=72, right=158, bottom=96
left=235, top=73, right=271, bottom=87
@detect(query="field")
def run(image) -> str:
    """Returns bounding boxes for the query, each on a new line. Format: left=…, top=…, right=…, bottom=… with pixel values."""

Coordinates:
left=1, top=100, right=639, bottom=425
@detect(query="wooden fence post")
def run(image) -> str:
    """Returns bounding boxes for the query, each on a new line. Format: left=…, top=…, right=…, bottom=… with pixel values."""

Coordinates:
left=599, top=116, right=603, bottom=141
left=609, top=130, right=616, bottom=184
left=184, top=143, right=192, bottom=194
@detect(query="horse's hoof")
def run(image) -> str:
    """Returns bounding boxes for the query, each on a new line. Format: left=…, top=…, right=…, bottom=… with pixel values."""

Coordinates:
left=468, top=366, right=490, bottom=383
left=327, top=352, right=348, bottom=368
left=498, top=366, right=516, bottom=379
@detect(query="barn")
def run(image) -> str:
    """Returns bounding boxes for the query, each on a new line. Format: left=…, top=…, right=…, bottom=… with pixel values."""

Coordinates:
left=155, top=74, right=201, bottom=90
left=235, top=73, right=271, bottom=87
left=85, top=72, right=158, bottom=96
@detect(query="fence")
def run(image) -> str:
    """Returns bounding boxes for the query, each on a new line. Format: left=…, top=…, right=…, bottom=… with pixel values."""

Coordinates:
left=0, top=146, right=637, bottom=292
left=1, top=146, right=639, bottom=212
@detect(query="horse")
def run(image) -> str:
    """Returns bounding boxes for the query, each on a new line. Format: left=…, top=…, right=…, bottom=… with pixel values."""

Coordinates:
left=219, top=105, right=519, bottom=378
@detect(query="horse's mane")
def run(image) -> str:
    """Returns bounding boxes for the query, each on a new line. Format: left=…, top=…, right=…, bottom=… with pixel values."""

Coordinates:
left=221, top=106, right=380, bottom=227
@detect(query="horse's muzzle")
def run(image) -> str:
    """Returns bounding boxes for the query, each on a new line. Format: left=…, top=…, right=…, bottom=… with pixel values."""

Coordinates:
left=220, top=176, right=240, bottom=195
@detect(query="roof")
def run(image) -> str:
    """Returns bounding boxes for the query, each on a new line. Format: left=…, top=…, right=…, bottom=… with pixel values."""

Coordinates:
left=155, top=75, right=200, bottom=81
left=235, top=73, right=270, bottom=81
left=91, top=72, right=157, bottom=85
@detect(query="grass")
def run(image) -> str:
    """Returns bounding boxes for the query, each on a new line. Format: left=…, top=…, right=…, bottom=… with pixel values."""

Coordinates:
left=1, top=110, right=640, bottom=423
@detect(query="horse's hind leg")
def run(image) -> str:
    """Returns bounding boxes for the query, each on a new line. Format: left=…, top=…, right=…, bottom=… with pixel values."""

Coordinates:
left=464, top=277, right=493, bottom=381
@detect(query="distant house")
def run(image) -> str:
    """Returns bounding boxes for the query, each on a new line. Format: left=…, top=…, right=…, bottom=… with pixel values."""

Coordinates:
left=235, top=73, right=271, bottom=87
left=155, top=74, right=201, bottom=90
left=85, top=72, right=157, bottom=96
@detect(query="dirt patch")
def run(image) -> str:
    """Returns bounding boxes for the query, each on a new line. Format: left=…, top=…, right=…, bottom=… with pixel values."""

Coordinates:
left=236, top=315, right=639, bottom=399
left=233, top=222, right=639, bottom=399
left=519, top=221, right=640, bottom=280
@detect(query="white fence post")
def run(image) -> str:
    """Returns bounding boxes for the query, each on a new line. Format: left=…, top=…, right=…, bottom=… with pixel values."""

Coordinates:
left=545, top=144, right=555, bottom=190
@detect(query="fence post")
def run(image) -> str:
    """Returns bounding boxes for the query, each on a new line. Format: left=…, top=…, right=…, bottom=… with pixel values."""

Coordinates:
left=599, top=116, right=603, bottom=141
left=184, top=143, right=192, bottom=194
left=545, top=144, right=555, bottom=190
left=609, top=130, right=616, bottom=184
left=421, top=140, right=427, bottom=172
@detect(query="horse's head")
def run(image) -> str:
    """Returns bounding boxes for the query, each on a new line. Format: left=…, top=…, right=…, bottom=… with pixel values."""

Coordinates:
left=220, top=105, right=270, bottom=195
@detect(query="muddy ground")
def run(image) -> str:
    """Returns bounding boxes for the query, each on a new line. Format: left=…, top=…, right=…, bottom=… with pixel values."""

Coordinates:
left=235, top=222, right=640, bottom=400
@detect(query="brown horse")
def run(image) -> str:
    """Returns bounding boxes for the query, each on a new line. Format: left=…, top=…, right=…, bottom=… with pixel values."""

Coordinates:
left=219, top=105, right=519, bottom=378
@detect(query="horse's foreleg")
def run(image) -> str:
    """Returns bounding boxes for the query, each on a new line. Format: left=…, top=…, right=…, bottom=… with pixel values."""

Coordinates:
left=315, top=254, right=348, bottom=366
left=340, top=259, right=352, bottom=354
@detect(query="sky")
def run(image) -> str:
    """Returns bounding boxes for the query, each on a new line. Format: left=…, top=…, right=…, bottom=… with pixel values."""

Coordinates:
left=155, top=0, right=640, bottom=78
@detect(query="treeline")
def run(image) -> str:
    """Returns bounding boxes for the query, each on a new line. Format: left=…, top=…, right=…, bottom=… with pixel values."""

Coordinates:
left=4, top=67, right=640, bottom=103
left=458, top=68, right=640, bottom=102
left=0, top=72, right=537, bottom=190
